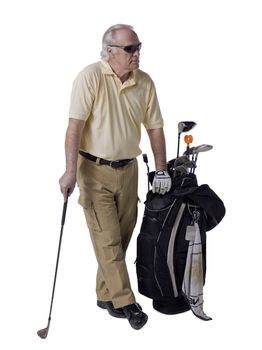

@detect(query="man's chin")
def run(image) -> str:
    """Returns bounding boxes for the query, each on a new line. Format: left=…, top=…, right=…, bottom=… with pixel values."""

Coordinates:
left=132, top=62, right=139, bottom=69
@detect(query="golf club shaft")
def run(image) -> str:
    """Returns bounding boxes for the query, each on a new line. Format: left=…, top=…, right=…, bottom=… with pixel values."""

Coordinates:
left=177, top=133, right=181, bottom=158
left=192, top=154, right=198, bottom=173
left=142, top=153, right=150, bottom=192
left=46, top=200, right=68, bottom=329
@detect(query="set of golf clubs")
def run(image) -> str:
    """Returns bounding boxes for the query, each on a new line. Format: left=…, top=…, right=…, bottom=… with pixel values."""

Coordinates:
left=172, top=121, right=213, bottom=177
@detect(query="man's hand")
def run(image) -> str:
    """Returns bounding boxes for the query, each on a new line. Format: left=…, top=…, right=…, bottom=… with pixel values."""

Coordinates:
left=59, top=172, right=76, bottom=202
left=152, top=170, right=172, bottom=195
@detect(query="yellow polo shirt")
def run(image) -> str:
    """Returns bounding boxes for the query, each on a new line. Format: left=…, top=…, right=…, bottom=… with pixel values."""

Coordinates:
left=69, top=60, right=163, bottom=160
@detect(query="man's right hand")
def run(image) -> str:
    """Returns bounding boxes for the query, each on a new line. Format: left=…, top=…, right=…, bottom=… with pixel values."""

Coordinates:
left=59, top=172, right=76, bottom=202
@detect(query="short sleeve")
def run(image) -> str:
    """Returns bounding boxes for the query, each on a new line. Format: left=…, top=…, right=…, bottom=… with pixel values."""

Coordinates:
left=143, top=80, right=164, bottom=130
left=69, top=70, right=95, bottom=120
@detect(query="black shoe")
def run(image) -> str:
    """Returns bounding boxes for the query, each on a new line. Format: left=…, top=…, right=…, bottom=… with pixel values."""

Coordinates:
left=122, top=303, right=148, bottom=330
left=97, top=300, right=126, bottom=318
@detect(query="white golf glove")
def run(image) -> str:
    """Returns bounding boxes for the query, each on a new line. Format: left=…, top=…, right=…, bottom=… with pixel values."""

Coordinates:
left=152, top=170, right=172, bottom=195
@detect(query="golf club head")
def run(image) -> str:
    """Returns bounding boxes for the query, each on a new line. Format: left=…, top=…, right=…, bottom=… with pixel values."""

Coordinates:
left=178, top=121, right=196, bottom=134
left=193, top=144, right=213, bottom=154
left=175, top=165, right=188, bottom=174
left=37, top=327, right=49, bottom=339
left=183, top=160, right=196, bottom=169
left=183, top=146, right=196, bottom=156
left=175, top=155, right=191, bottom=165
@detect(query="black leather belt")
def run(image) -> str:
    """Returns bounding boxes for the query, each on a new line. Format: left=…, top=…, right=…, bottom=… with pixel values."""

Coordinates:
left=79, top=151, right=134, bottom=168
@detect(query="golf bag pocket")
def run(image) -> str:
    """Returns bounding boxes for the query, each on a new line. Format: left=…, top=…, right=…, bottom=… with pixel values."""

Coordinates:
left=137, top=231, right=174, bottom=298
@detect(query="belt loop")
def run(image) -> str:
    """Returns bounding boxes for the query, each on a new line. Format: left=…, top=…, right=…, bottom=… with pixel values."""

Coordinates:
left=96, top=157, right=101, bottom=165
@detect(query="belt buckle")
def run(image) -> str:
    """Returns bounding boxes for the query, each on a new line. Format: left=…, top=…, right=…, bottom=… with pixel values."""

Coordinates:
left=110, top=160, right=120, bottom=168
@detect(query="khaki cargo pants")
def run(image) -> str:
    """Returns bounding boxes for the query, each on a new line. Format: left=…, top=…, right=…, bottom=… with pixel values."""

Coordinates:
left=77, top=156, right=138, bottom=308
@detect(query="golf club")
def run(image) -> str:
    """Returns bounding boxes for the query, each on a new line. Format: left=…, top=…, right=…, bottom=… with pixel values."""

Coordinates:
left=174, top=155, right=191, bottom=166
left=37, top=199, right=68, bottom=339
left=191, top=144, right=213, bottom=173
left=175, top=161, right=196, bottom=175
left=184, top=144, right=212, bottom=157
left=183, top=146, right=196, bottom=157
left=142, top=153, right=150, bottom=192
left=174, top=165, right=188, bottom=175
left=177, top=121, right=196, bottom=158
left=183, top=160, right=196, bottom=171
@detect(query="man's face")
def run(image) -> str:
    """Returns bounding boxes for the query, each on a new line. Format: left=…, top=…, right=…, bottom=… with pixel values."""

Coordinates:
left=107, top=29, right=141, bottom=74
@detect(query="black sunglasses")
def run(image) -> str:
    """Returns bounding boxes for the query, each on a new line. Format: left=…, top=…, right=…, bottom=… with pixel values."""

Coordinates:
left=108, top=43, right=142, bottom=54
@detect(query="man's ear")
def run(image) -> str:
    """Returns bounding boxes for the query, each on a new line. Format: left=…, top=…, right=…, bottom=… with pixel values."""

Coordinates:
left=107, top=47, right=113, bottom=58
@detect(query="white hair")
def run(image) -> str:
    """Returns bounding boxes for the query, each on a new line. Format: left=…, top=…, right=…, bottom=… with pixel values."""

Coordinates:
left=100, top=24, right=135, bottom=61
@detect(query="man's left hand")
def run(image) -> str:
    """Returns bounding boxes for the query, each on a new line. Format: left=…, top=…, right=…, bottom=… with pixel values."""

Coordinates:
left=152, top=170, right=172, bottom=195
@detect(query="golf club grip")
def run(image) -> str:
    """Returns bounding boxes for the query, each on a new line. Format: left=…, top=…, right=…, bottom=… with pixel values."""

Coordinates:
left=61, top=200, right=68, bottom=226
left=142, top=153, right=148, bottom=163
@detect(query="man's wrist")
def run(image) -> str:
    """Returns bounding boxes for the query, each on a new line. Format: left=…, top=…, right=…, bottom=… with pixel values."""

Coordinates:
left=156, top=168, right=167, bottom=172
left=65, top=169, right=77, bottom=177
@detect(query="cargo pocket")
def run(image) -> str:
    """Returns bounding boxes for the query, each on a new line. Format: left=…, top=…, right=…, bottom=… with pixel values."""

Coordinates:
left=83, top=202, right=102, bottom=232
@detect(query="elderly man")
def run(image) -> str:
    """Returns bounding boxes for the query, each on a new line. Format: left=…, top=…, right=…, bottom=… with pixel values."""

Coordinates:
left=59, top=24, right=171, bottom=330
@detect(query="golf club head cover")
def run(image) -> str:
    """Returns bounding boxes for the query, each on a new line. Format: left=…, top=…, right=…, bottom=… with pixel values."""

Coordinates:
left=152, top=170, right=172, bottom=195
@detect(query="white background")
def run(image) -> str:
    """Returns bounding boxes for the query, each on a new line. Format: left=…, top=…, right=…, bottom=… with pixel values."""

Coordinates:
left=0, top=0, right=261, bottom=349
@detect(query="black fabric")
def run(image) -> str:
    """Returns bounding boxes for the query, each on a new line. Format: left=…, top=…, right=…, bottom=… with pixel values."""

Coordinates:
left=136, top=171, right=225, bottom=315
left=146, top=173, right=225, bottom=230
left=79, top=150, right=134, bottom=168
left=153, top=297, right=190, bottom=315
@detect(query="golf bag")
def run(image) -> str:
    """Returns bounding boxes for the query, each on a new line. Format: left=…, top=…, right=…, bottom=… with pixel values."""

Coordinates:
left=136, top=165, right=225, bottom=320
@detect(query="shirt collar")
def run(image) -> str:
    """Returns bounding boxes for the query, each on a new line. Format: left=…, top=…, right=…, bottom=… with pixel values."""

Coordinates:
left=100, top=60, right=137, bottom=87
left=100, top=60, right=115, bottom=75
